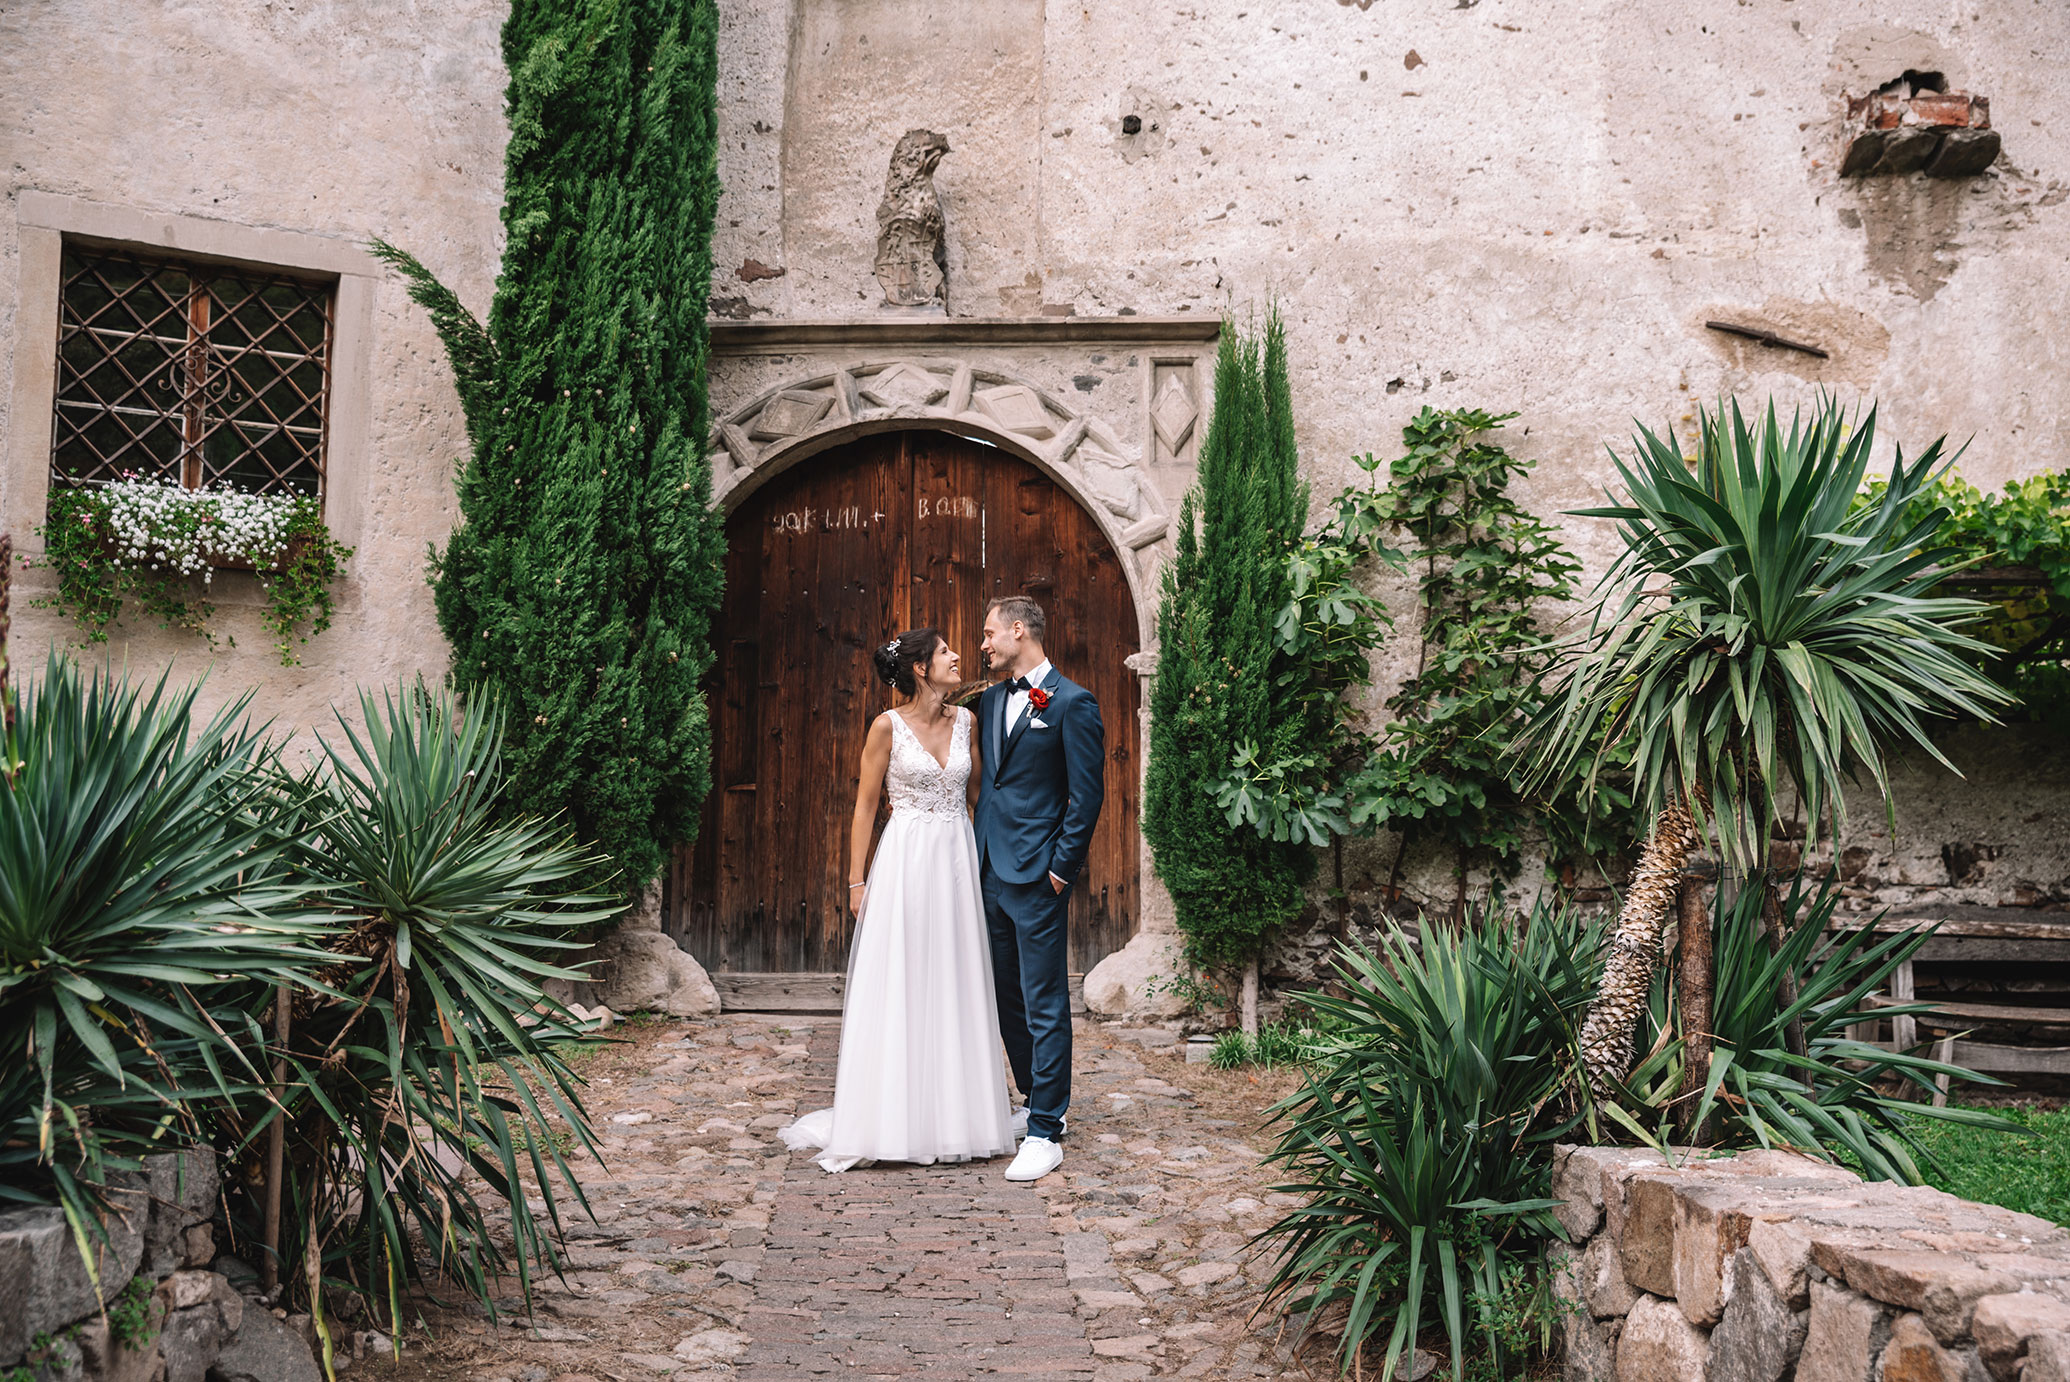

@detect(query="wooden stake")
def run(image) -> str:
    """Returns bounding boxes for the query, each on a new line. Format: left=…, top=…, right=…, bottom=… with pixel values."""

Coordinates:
left=1240, top=960, right=1259, bottom=1039
left=262, top=982, right=289, bottom=1296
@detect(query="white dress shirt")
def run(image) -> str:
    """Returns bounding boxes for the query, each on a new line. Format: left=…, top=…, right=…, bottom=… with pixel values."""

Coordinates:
left=1006, top=658, right=1053, bottom=731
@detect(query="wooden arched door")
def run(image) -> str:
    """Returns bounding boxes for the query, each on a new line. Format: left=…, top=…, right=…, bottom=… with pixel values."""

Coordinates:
left=671, top=429, right=1141, bottom=977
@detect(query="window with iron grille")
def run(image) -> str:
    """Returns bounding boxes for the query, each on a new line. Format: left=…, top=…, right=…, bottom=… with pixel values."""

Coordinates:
left=51, top=244, right=333, bottom=500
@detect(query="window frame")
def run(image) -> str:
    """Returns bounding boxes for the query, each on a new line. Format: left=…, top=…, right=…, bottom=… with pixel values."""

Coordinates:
left=51, top=242, right=338, bottom=500
left=6, top=192, right=376, bottom=560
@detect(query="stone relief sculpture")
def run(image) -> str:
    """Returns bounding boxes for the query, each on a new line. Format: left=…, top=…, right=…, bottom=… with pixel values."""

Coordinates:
left=874, top=129, right=950, bottom=307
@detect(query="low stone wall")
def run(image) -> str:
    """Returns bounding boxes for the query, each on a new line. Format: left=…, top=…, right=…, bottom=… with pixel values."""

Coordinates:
left=1550, top=1144, right=2070, bottom=1382
left=0, top=1148, right=318, bottom=1382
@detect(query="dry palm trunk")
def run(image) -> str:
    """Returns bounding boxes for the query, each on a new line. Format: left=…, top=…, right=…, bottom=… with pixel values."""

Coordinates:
left=1579, top=797, right=1704, bottom=1102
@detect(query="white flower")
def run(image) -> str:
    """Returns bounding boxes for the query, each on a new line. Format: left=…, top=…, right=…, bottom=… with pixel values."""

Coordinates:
left=94, top=478, right=304, bottom=576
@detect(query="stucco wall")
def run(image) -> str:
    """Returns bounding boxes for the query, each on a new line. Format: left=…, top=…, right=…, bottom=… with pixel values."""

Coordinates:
left=0, top=1, right=507, bottom=746
left=2, top=1, right=2065, bottom=935
left=707, top=0, right=2070, bottom=929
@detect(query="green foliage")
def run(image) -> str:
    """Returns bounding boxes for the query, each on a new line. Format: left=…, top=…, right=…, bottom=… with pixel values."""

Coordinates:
left=1611, top=876, right=2018, bottom=1180
left=1905, top=1102, right=2070, bottom=1228
left=263, top=499, right=354, bottom=663
left=374, top=0, right=726, bottom=893
left=1142, top=968, right=1231, bottom=1014
left=1859, top=468, right=2070, bottom=725
left=1143, top=311, right=1315, bottom=970
left=1215, top=449, right=1402, bottom=847
left=32, top=484, right=352, bottom=666
left=1527, top=397, right=2011, bottom=869
left=1206, top=1019, right=1317, bottom=1070
left=0, top=657, right=615, bottom=1333
left=1256, top=902, right=1598, bottom=1379
left=1215, top=405, right=1640, bottom=880
left=0, top=656, right=327, bottom=1238
left=1346, top=408, right=1631, bottom=874
left=263, top=686, right=619, bottom=1330
left=105, top=1274, right=161, bottom=1350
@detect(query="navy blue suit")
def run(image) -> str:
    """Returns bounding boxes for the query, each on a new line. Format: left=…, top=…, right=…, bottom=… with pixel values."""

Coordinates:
left=974, top=666, right=1104, bottom=1142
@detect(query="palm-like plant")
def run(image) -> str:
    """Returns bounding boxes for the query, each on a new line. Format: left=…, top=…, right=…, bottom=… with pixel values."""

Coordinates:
left=1528, top=397, right=2011, bottom=1100
left=0, top=657, right=327, bottom=1247
left=1257, top=903, right=1598, bottom=1380
left=260, top=687, right=619, bottom=1346
left=1616, top=874, right=2016, bottom=1180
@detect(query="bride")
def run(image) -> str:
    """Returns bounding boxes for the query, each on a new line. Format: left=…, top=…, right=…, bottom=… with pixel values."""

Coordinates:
left=779, top=628, right=1017, bottom=1173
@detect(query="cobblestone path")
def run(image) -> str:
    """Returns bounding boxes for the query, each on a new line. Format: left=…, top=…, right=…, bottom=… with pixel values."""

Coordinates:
left=739, top=1024, right=1094, bottom=1378
left=375, top=1015, right=1315, bottom=1381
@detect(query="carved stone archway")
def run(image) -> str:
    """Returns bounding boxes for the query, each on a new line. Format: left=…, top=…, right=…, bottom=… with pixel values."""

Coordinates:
left=703, top=346, right=1199, bottom=1018
left=709, top=358, right=1175, bottom=638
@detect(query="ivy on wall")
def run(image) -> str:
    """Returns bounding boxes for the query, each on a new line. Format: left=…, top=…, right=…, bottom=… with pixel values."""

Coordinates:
left=376, top=0, right=725, bottom=893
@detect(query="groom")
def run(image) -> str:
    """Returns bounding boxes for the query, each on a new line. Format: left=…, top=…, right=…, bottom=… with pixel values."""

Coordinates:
left=976, top=595, right=1104, bottom=1182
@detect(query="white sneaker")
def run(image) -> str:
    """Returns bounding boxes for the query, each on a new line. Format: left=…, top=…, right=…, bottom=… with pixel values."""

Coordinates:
left=1005, top=1136, right=1063, bottom=1182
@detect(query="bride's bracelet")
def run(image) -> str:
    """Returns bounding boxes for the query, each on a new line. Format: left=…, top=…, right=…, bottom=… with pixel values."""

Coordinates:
left=848, top=882, right=865, bottom=889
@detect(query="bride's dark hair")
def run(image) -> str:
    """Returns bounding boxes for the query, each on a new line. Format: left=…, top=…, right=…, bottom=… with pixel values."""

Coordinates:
left=872, top=628, right=943, bottom=696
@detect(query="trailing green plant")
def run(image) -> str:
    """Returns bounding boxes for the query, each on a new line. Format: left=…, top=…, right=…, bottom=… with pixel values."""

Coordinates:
left=374, top=0, right=725, bottom=893
left=253, top=686, right=619, bottom=1337
left=1609, top=875, right=2018, bottom=1180
left=1255, top=901, right=1600, bottom=1379
left=33, top=480, right=352, bottom=665
left=0, top=655, right=328, bottom=1256
left=1859, top=468, right=2070, bottom=726
left=1143, top=311, right=1314, bottom=973
left=1524, top=396, right=2013, bottom=1103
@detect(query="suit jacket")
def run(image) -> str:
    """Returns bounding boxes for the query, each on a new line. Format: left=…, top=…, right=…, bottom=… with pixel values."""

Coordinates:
left=974, top=666, right=1105, bottom=888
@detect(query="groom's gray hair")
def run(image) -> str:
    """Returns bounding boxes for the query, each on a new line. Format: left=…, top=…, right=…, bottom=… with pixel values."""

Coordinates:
left=986, top=594, right=1046, bottom=643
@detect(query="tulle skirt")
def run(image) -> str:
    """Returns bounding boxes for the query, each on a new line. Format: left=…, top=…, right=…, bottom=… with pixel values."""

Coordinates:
left=779, top=809, right=1016, bottom=1173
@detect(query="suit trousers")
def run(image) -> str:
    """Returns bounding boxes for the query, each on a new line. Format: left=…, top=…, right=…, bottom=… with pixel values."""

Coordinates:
left=980, top=866, right=1072, bottom=1141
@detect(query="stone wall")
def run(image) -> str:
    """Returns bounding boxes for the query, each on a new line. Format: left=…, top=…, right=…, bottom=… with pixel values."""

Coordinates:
left=0, top=1148, right=320, bottom=1381
left=1550, top=1144, right=2070, bottom=1382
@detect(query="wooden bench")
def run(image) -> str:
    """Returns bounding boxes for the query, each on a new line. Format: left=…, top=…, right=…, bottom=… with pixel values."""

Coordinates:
left=1831, top=906, right=2070, bottom=1101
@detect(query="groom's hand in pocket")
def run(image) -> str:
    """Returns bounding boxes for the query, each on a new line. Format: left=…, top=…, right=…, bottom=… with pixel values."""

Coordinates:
left=1049, top=872, right=1066, bottom=894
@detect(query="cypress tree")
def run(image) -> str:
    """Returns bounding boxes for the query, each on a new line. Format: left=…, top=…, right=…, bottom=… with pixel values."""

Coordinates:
left=1142, top=312, right=1312, bottom=971
left=374, top=0, right=723, bottom=892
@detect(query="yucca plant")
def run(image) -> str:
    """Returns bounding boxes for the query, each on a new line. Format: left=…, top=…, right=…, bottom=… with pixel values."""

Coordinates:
left=1612, top=874, right=2017, bottom=1178
left=1526, top=397, right=2011, bottom=1101
left=1256, top=903, right=1600, bottom=1379
left=255, top=687, right=618, bottom=1350
left=0, top=656, right=327, bottom=1260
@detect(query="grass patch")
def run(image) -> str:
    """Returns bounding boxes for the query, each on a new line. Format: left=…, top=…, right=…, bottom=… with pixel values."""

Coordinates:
left=1905, top=1103, right=2070, bottom=1228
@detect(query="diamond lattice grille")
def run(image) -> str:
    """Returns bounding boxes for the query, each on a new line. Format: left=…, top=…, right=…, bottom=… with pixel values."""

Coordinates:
left=52, top=245, right=333, bottom=498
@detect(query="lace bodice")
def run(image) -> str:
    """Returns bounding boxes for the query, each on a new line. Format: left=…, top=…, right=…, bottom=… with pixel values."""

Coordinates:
left=884, top=708, right=971, bottom=820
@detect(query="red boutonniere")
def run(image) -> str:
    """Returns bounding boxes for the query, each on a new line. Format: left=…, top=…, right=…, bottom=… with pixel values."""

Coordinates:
left=1028, top=687, right=1052, bottom=712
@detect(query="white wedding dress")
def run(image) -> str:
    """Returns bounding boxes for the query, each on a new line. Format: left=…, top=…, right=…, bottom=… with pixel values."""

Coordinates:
left=779, top=707, right=1016, bottom=1173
